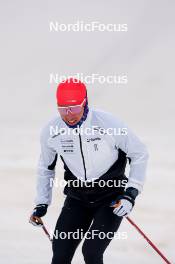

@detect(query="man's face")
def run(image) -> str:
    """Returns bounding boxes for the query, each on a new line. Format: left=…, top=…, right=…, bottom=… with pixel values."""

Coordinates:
left=58, top=101, right=85, bottom=126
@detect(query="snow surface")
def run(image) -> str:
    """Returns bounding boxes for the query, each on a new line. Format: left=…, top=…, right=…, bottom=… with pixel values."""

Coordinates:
left=0, top=0, right=175, bottom=263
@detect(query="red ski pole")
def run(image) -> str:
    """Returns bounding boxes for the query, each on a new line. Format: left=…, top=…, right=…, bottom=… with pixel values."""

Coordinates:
left=30, top=216, right=53, bottom=243
left=42, top=223, right=53, bottom=243
left=126, top=217, right=172, bottom=264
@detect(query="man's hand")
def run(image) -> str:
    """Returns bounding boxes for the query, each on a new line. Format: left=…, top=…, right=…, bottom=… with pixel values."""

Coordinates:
left=111, top=187, right=138, bottom=217
left=112, top=199, right=133, bottom=217
left=29, top=204, right=48, bottom=226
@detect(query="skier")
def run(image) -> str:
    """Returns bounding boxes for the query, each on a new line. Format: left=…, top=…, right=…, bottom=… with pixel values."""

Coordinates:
left=29, top=78, right=148, bottom=264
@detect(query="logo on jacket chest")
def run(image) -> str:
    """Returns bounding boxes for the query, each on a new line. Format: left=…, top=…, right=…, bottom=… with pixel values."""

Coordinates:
left=86, top=137, right=101, bottom=143
left=86, top=137, right=101, bottom=152
left=60, top=139, right=75, bottom=154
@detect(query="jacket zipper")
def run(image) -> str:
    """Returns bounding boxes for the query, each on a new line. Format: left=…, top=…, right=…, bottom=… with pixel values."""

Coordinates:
left=79, top=133, right=87, bottom=181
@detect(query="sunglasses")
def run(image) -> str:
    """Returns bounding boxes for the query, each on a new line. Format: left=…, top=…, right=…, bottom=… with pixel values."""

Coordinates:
left=58, top=98, right=86, bottom=115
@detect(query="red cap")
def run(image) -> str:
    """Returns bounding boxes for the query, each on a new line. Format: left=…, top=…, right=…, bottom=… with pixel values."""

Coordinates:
left=56, top=78, right=87, bottom=106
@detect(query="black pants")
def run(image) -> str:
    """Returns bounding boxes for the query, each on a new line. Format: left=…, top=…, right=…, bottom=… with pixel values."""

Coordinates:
left=51, top=195, right=123, bottom=264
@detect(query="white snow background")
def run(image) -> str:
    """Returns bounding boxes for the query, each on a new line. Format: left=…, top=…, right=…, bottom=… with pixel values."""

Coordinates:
left=0, top=0, right=175, bottom=263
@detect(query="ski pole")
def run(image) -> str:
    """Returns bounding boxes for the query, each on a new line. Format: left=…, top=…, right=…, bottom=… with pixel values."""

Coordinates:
left=37, top=217, right=52, bottom=243
left=126, top=217, right=172, bottom=264
left=41, top=223, right=53, bottom=243
left=30, top=216, right=53, bottom=243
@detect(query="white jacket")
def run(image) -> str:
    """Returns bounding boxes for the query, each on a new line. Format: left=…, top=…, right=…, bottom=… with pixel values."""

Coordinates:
left=35, top=109, right=149, bottom=205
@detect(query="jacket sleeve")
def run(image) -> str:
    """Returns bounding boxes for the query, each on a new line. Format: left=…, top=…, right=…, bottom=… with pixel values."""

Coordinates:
left=34, top=126, right=58, bottom=205
left=116, top=122, right=149, bottom=193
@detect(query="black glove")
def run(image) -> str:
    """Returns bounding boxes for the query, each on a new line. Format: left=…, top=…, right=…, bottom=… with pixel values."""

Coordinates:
left=33, top=204, right=48, bottom=217
left=119, top=187, right=139, bottom=205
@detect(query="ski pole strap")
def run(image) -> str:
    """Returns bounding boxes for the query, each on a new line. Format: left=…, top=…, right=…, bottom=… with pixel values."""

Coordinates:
left=111, top=194, right=135, bottom=207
